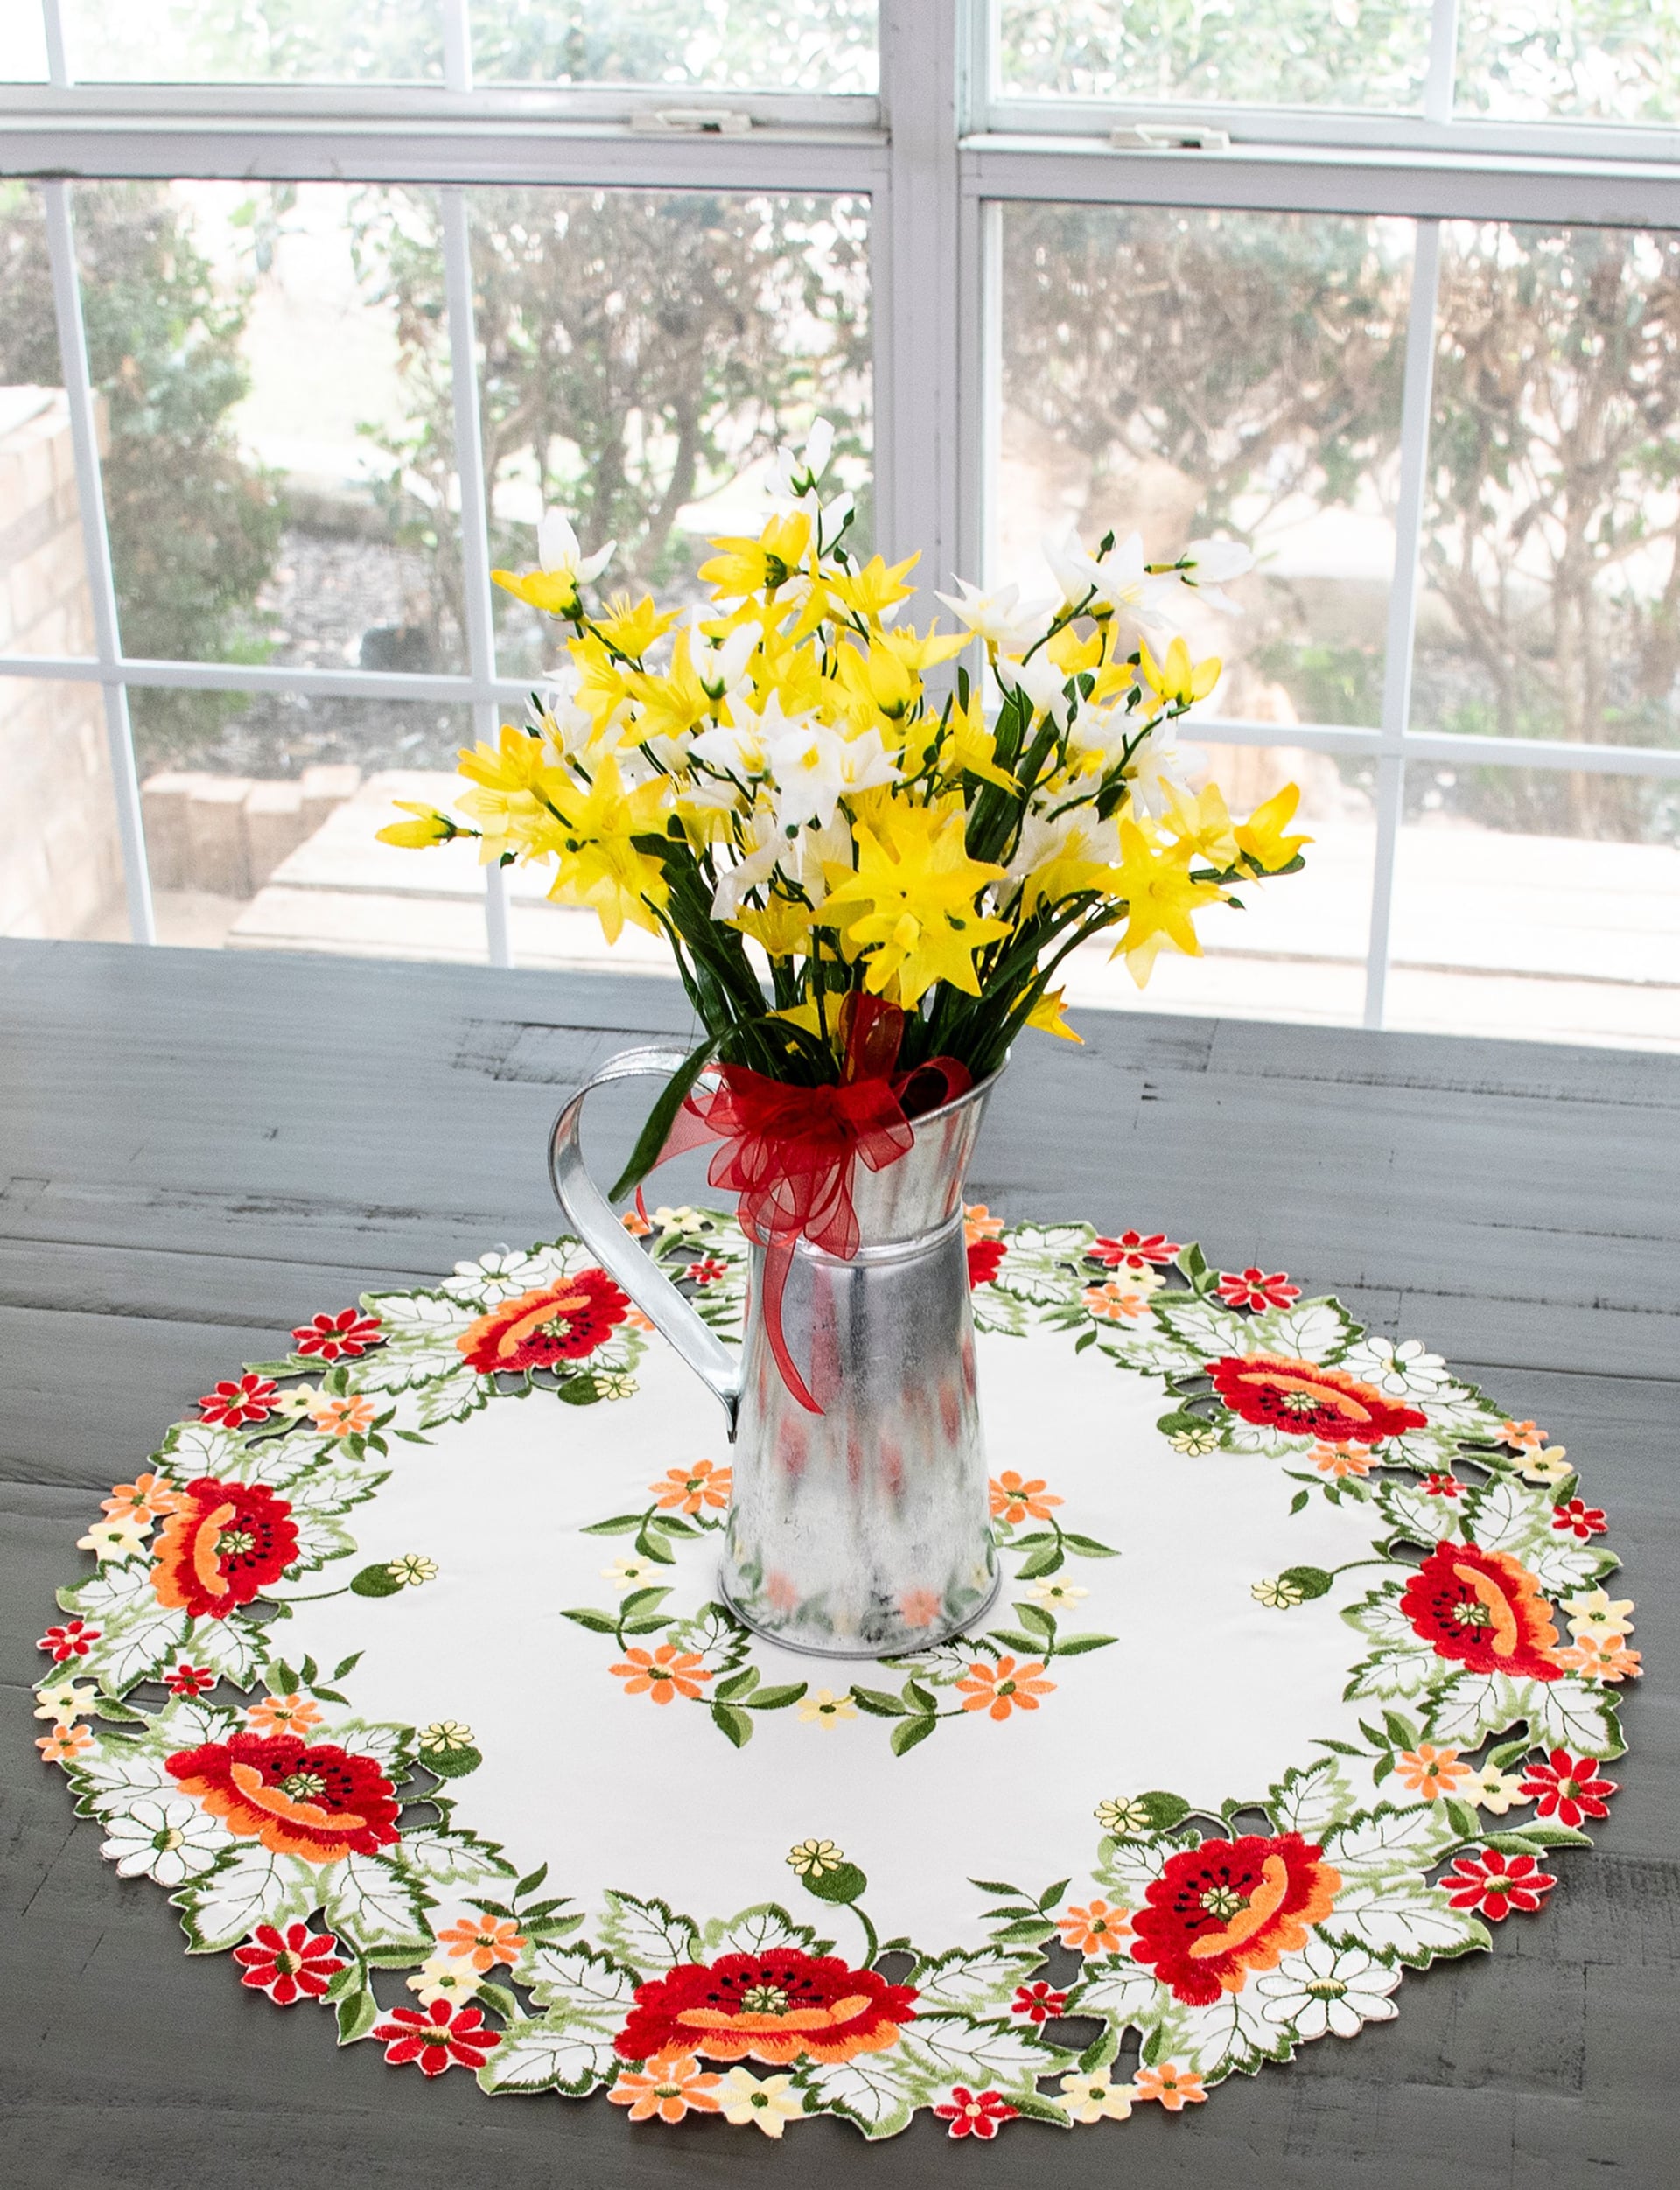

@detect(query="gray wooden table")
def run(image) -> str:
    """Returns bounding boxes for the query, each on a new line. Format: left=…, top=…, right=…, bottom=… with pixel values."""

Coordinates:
left=3, top=939, right=1675, bottom=2189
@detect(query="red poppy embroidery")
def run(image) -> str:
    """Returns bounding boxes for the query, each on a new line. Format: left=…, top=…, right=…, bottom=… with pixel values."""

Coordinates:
left=967, top=1238, right=1007, bottom=1287
left=37, top=1618, right=100, bottom=1662
left=197, top=1375, right=280, bottom=1428
left=1398, top=1541, right=1564, bottom=1682
left=292, top=1309, right=384, bottom=1361
left=163, top=1662, right=217, bottom=1697
left=1215, top=1267, right=1300, bottom=1312
left=1089, top=1230, right=1181, bottom=1270
left=1551, top=1498, right=1607, bottom=1541
left=232, top=1921, right=346, bottom=2004
left=1129, top=1832, right=1342, bottom=2007
left=150, top=1476, right=299, bottom=1620
left=613, top=1948, right=918, bottom=2068
left=456, top=1270, right=629, bottom=1375
left=1519, top=1750, right=1617, bottom=1828
left=1442, top=1848, right=1557, bottom=1920
left=372, top=1998, right=502, bottom=2076
left=1010, top=1981, right=1068, bottom=2023
left=934, top=2086, right=1017, bottom=2139
left=1207, top=1354, right=1428, bottom=1445
left=166, top=1732, right=400, bottom=1864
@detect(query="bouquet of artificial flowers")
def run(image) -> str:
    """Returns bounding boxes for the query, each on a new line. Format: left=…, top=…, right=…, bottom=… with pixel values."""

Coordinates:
left=381, top=424, right=1307, bottom=1207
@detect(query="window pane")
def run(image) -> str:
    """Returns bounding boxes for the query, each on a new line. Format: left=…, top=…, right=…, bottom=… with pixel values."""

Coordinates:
left=60, top=0, right=443, bottom=83
left=1389, top=765, right=1680, bottom=1049
left=58, top=181, right=465, bottom=768
left=1412, top=223, right=1680, bottom=759
left=1454, top=1, right=1680, bottom=125
left=0, top=683, right=128, bottom=940
left=1, top=0, right=48, bottom=80
left=998, top=1, right=1431, bottom=109
left=465, top=187, right=872, bottom=680
left=134, top=696, right=486, bottom=958
left=998, top=204, right=1410, bottom=729
left=0, top=185, right=95, bottom=662
left=472, top=1, right=877, bottom=94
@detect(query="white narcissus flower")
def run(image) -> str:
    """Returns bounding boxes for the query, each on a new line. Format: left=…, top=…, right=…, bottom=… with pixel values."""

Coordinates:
left=537, top=507, right=615, bottom=587
left=1255, top=1937, right=1401, bottom=2040
left=766, top=712, right=901, bottom=834
left=935, top=577, right=1056, bottom=652
left=708, top=807, right=780, bottom=920
left=1172, top=536, right=1256, bottom=612
left=995, top=649, right=1072, bottom=720
left=718, top=2067, right=805, bottom=2136
left=1042, top=524, right=1180, bottom=635
left=770, top=416, right=835, bottom=499
left=1123, top=718, right=1196, bottom=816
left=100, top=1797, right=227, bottom=1887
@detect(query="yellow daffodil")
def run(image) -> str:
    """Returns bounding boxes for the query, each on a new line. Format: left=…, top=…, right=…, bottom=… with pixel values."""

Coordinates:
left=1026, top=985, right=1082, bottom=1041
left=375, top=801, right=459, bottom=850
left=594, top=592, right=677, bottom=661
left=819, top=801, right=1009, bottom=1008
left=1137, top=635, right=1222, bottom=714
left=1046, top=621, right=1105, bottom=676
left=832, top=636, right=919, bottom=727
left=939, top=690, right=1018, bottom=792
left=456, top=724, right=569, bottom=862
left=1235, top=783, right=1312, bottom=873
left=1109, top=816, right=1227, bottom=987
left=568, top=629, right=637, bottom=728
left=491, top=508, right=613, bottom=619
left=876, top=620, right=969, bottom=679
left=545, top=757, right=673, bottom=941
left=627, top=632, right=722, bottom=748
left=698, top=512, right=812, bottom=597
left=1160, top=781, right=1238, bottom=868
left=824, top=551, right=920, bottom=628
left=729, top=894, right=815, bottom=958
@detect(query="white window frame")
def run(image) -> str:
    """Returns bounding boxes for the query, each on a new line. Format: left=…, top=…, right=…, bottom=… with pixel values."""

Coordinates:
left=4, top=0, right=1678, bottom=1023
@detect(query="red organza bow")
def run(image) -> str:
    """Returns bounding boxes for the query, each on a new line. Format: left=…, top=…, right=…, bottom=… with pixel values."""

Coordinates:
left=658, top=997, right=970, bottom=1413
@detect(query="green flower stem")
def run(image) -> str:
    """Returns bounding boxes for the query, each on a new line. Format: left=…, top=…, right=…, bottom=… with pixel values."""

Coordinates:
left=852, top=1901, right=880, bottom=1966
left=264, top=1583, right=352, bottom=1605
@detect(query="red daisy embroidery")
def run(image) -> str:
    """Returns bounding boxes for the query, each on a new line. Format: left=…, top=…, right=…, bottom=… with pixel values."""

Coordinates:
left=232, top=1921, right=346, bottom=2005
left=1421, top=1473, right=1463, bottom=1499
left=1551, top=1498, right=1607, bottom=1540
left=1207, top=1354, right=1428, bottom=1445
left=150, top=1476, right=299, bottom=1620
left=1442, top=1848, right=1557, bottom=1920
left=1398, top=1541, right=1564, bottom=1683
left=1519, top=1750, right=1618, bottom=1828
left=967, top=1237, right=1007, bottom=1287
left=456, top=1270, right=629, bottom=1375
left=291, top=1308, right=384, bottom=1361
left=196, top=1374, right=280, bottom=1428
left=1010, top=1981, right=1068, bottom=2024
left=685, top=1257, right=729, bottom=1286
left=614, top=1948, right=917, bottom=2068
left=934, top=2086, right=1017, bottom=2140
left=1130, top=1832, right=1342, bottom=2007
left=37, top=1618, right=101, bottom=1662
left=371, top=1999, right=502, bottom=2076
left=166, top=1732, right=400, bottom=1864
left=1089, top=1230, right=1182, bottom=1270
left=163, top=1663, right=217, bottom=1697
left=1215, top=1267, right=1301, bottom=1312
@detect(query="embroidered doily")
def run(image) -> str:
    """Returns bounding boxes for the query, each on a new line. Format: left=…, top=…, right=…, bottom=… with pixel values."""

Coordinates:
left=34, top=1210, right=1637, bottom=2142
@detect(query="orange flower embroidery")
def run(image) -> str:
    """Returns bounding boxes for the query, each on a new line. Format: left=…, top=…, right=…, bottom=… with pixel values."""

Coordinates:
left=307, top=1394, right=376, bottom=1438
left=1133, top=2062, right=1206, bottom=2110
left=608, top=2052, right=723, bottom=2123
left=620, top=1210, right=654, bottom=1238
left=1501, top=1418, right=1547, bottom=1451
left=612, top=1643, right=713, bottom=1704
left=988, top=1471, right=1062, bottom=1525
left=962, top=1203, right=1005, bottom=1246
left=435, top=1914, right=528, bottom=1972
left=1310, top=1441, right=1373, bottom=1479
left=245, top=1692, right=323, bottom=1738
left=1396, top=1744, right=1468, bottom=1800
left=101, top=1471, right=180, bottom=1522
left=1057, top=1900, right=1130, bottom=1956
left=36, top=1723, right=94, bottom=1765
left=955, top=1655, right=1055, bottom=1721
left=1082, top=1281, right=1152, bottom=1323
left=1553, top=1635, right=1642, bottom=1683
left=650, top=1459, right=732, bottom=1515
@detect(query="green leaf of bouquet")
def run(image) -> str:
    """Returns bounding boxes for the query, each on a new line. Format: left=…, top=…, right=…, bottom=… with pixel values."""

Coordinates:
left=745, top=1683, right=808, bottom=1711
left=560, top=1608, right=620, bottom=1634
left=609, top=1032, right=718, bottom=1200
left=710, top=1702, right=753, bottom=1749
left=580, top=1514, right=645, bottom=1537
left=348, top=1565, right=403, bottom=1599
left=801, top=1861, right=869, bottom=1906
left=889, top=1714, right=937, bottom=1758
left=1054, top=1633, right=1119, bottom=1656
left=849, top=1687, right=908, bottom=1718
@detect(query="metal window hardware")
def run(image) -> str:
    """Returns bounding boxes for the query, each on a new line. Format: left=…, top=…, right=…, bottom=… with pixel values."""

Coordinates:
left=629, top=106, right=752, bottom=136
left=1108, top=123, right=1232, bottom=151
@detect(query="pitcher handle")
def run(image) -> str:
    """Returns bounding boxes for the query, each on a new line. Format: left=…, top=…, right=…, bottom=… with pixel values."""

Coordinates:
left=549, top=1044, right=742, bottom=1438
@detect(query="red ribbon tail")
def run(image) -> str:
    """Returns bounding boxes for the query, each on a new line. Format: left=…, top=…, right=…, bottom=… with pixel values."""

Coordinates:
left=761, top=1235, right=822, bottom=1416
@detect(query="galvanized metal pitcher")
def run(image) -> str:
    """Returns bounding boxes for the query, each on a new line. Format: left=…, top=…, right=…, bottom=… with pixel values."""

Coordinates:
left=549, top=1046, right=1000, bottom=1657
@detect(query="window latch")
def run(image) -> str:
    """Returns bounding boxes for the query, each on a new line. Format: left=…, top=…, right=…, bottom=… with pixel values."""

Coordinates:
left=630, top=107, right=752, bottom=136
left=1109, top=124, right=1231, bottom=152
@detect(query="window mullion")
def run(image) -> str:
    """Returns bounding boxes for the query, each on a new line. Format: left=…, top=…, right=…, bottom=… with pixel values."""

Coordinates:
left=42, top=179, right=157, bottom=945
left=1424, top=0, right=1463, bottom=127
left=40, top=0, right=70, bottom=86
left=1364, top=217, right=1443, bottom=1031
